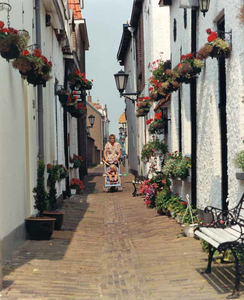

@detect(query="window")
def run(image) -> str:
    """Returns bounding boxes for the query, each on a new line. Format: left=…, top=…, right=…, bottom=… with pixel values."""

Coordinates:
left=184, top=9, right=187, bottom=29
left=173, top=19, right=177, bottom=42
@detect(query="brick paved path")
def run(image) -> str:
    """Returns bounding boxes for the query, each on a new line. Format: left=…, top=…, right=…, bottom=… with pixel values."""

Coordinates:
left=0, top=165, right=243, bottom=299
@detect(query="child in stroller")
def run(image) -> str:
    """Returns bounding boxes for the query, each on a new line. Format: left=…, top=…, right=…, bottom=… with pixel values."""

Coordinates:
left=106, top=164, right=118, bottom=183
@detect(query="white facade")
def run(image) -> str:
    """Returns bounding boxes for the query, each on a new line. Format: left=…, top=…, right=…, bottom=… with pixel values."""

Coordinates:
left=0, top=0, right=83, bottom=262
left=166, top=0, right=244, bottom=210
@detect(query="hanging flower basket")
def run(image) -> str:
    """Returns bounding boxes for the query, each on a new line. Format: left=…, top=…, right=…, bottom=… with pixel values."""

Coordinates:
left=65, top=102, right=87, bottom=119
left=136, top=97, right=152, bottom=118
left=12, top=49, right=52, bottom=87
left=209, top=45, right=231, bottom=59
left=68, top=69, right=93, bottom=90
left=0, top=21, right=28, bottom=61
left=174, top=53, right=204, bottom=85
left=201, top=29, right=231, bottom=60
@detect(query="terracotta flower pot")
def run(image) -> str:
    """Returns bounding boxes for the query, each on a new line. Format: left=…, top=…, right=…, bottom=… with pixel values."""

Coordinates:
left=42, top=211, right=65, bottom=230
left=25, top=217, right=55, bottom=240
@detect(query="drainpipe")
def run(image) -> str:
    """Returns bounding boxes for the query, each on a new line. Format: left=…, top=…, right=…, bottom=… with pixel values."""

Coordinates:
left=35, top=0, right=44, bottom=160
left=128, top=26, right=139, bottom=174
left=191, top=9, right=197, bottom=208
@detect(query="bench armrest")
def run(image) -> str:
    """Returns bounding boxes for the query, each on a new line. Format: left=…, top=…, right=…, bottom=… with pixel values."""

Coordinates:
left=204, top=206, right=238, bottom=227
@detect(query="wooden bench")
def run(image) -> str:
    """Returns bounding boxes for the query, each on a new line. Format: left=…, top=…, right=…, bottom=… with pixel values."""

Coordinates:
left=195, top=194, right=244, bottom=299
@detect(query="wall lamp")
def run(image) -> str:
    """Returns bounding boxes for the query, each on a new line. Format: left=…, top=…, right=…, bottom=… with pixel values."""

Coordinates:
left=199, top=0, right=210, bottom=17
left=114, top=70, right=140, bottom=103
left=87, top=114, right=95, bottom=128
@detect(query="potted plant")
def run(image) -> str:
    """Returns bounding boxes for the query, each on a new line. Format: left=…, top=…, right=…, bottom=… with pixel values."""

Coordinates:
left=70, top=154, right=84, bottom=169
left=58, top=164, right=69, bottom=180
left=68, top=69, right=93, bottom=90
left=25, top=160, right=56, bottom=240
left=70, top=178, right=84, bottom=195
left=141, top=138, right=168, bottom=163
left=12, top=49, right=52, bottom=87
left=42, top=163, right=66, bottom=230
left=144, top=187, right=156, bottom=208
left=0, top=21, right=28, bottom=61
left=155, top=187, right=171, bottom=215
left=181, top=207, right=199, bottom=238
left=162, top=151, right=182, bottom=178
left=174, top=157, right=191, bottom=180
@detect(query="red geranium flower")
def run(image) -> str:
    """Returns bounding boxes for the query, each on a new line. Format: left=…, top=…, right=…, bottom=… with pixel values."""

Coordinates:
left=149, top=87, right=154, bottom=91
left=143, top=96, right=150, bottom=100
left=0, top=21, right=4, bottom=29
left=182, top=201, right=187, bottom=206
left=1, top=28, right=8, bottom=33
left=208, top=31, right=217, bottom=42
left=186, top=53, right=194, bottom=59
left=22, top=50, right=30, bottom=56
left=33, top=49, right=42, bottom=58
left=48, top=61, right=53, bottom=67
left=206, top=28, right=212, bottom=35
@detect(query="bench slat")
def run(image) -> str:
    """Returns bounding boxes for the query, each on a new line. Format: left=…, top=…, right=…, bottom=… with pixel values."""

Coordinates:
left=200, top=228, right=238, bottom=244
left=224, top=225, right=242, bottom=238
left=194, top=230, right=220, bottom=249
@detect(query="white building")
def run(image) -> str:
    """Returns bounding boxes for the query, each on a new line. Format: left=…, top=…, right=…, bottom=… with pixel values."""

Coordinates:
left=159, top=0, right=244, bottom=215
left=117, top=0, right=170, bottom=176
left=0, top=0, right=89, bottom=273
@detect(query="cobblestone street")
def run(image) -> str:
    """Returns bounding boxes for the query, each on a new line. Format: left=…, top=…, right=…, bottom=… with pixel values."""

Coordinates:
left=0, top=166, right=242, bottom=300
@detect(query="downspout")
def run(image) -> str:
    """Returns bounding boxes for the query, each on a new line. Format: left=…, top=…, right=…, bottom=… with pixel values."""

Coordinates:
left=35, top=0, right=44, bottom=160
left=128, top=26, right=139, bottom=173
left=191, top=9, right=197, bottom=208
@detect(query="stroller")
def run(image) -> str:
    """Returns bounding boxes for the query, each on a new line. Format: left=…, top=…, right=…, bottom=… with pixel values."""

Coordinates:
left=103, top=160, right=123, bottom=192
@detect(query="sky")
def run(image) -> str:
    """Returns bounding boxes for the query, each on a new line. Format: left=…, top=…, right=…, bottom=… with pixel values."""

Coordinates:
left=83, top=0, right=134, bottom=137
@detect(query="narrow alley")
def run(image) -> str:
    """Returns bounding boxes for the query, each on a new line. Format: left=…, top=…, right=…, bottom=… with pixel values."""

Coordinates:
left=0, top=166, right=240, bottom=300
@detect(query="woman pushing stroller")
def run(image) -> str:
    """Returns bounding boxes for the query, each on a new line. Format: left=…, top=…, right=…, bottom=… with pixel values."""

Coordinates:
left=104, top=134, right=121, bottom=183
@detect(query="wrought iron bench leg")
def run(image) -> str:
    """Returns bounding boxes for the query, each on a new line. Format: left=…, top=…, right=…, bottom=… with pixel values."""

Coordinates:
left=227, top=248, right=240, bottom=299
left=132, top=183, right=137, bottom=197
left=205, top=244, right=216, bottom=274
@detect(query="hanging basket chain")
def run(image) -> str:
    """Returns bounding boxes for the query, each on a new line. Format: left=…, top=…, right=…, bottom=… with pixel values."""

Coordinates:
left=0, top=2, right=12, bottom=28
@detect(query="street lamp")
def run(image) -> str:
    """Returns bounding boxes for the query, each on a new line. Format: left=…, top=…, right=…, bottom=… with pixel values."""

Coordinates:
left=88, top=114, right=95, bottom=128
left=199, top=0, right=210, bottom=17
left=119, top=126, right=124, bottom=134
left=114, top=70, right=140, bottom=102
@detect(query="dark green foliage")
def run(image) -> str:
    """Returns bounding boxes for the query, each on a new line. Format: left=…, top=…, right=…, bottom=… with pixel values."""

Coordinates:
left=33, top=160, right=48, bottom=216
left=47, top=164, right=60, bottom=211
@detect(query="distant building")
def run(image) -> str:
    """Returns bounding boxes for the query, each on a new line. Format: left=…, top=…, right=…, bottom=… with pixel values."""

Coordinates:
left=86, top=94, right=109, bottom=165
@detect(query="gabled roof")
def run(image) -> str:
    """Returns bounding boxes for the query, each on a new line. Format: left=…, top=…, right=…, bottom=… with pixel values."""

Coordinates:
left=130, top=0, right=143, bottom=27
left=69, top=0, right=82, bottom=19
left=117, top=24, right=131, bottom=65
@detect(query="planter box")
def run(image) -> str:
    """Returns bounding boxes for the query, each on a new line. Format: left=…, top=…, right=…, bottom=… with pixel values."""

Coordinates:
left=236, top=172, right=244, bottom=180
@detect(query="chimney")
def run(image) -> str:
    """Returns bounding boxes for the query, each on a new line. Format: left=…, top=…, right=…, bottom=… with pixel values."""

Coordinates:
left=97, top=97, right=100, bottom=104
left=87, top=91, right=92, bottom=103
